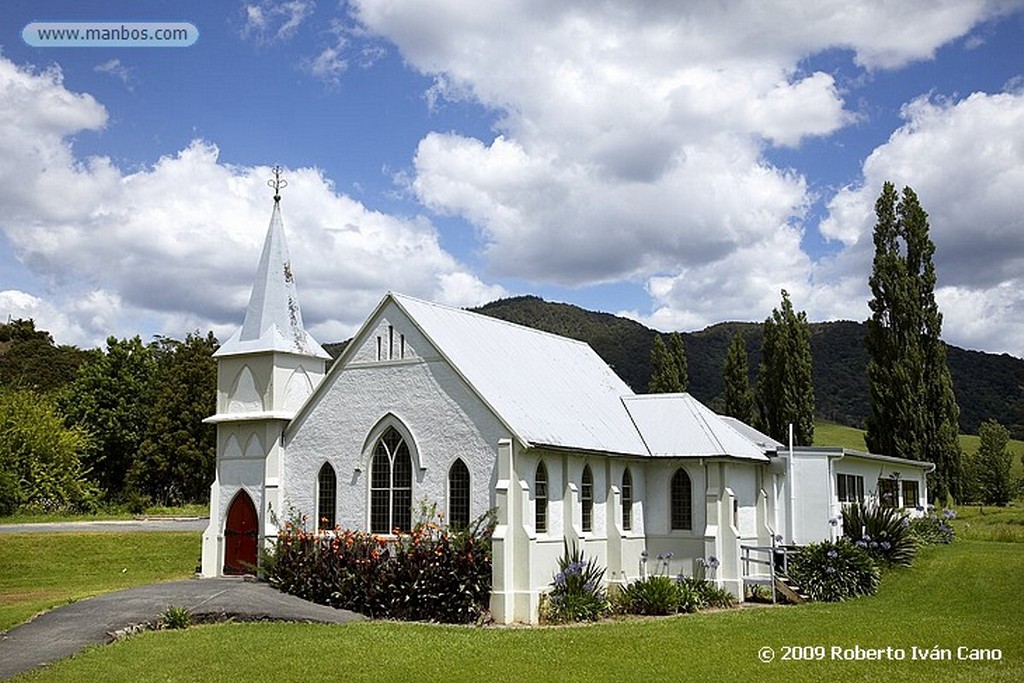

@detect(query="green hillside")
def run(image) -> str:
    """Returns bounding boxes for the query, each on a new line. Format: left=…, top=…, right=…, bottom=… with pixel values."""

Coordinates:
left=472, top=295, right=1024, bottom=439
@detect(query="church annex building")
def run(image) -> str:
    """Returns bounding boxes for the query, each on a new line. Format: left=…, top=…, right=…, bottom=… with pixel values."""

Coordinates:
left=201, top=192, right=932, bottom=623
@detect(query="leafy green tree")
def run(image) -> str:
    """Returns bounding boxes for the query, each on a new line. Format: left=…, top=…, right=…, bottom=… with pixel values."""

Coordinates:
left=648, top=334, right=683, bottom=392
left=130, top=332, right=218, bottom=505
left=60, top=336, right=156, bottom=500
left=864, top=182, right=963, bottom=501
left=722, top=333, right=755, bottom=424
left=0, top=387, right=97, bottom=514
left=756, top=290, right=815, bottom=446
left=0, top=318, right=89, bottom=393
left=974, top=419, right=1013, bottom=506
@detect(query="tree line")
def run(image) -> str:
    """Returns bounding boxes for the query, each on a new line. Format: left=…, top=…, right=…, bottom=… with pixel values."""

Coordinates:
left=648, top=182, right=1019, bottom=505
left=0, top=323, right=217, bottom=515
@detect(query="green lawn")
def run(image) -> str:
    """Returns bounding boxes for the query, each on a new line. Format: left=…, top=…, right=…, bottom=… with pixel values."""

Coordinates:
left=0, top=532, right=200, bottom=631
left=14, top=539, right=1023, bottom=683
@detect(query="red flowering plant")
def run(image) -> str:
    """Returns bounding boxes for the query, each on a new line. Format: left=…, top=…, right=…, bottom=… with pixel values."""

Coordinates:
left=265, top=502, right=496, bottom=623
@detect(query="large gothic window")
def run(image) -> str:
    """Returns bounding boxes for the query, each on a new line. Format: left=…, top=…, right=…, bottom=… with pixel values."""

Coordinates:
left=370, top=427, right=412, bottom=533
left=317, top=462, right=337, bottom=530
left=670, top=468, right=692, bottom=531
left=448, top=459, right=471, bottom=529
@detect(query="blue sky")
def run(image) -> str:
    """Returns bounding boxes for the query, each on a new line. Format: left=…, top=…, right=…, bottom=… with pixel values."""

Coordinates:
left=2, top=1, right=1023, bottom=358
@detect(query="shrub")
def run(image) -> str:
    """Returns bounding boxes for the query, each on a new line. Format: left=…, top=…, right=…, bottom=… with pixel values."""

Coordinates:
left=681, top=576, right=737, bottom=609
left=909, top=507, right=956, bottom=545
left=539, top=541, right=609, bottom=623
left=266, top=505, right=495, bottom=623
left=841, top=502, right=916, bottom=567
left=161, top=605, right=192, bottom=630
left=786, top=539, right=880, bottom=602
left=616, top=575, right=680, bottom=615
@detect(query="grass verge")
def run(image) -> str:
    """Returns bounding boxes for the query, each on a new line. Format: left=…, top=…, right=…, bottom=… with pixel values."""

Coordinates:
left=0, top=504, right=209, bottom=526
left=0, top=532, right=200, bottom=631
left=14, top=540, right=1023, bottom=683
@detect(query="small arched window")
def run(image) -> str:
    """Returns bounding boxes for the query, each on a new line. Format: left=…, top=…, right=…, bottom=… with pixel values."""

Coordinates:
left=448, top=459, right=471, bottom=530
left=370, top=427, right=412, bottom=533
left=621, top=467, right=633, bottom=531
left=535, top=461, right=548, bottom=534
left=581, top=464, right=594, bottom=533
left=317, top=462, right=336, bottom=530
left=671, top=468, right=692, bottom=531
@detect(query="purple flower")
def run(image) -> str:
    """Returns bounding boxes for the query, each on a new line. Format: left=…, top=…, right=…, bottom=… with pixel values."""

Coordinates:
left=880, top=541, right=891, bottom=551
left=855, top=540, right=868, bottom=549
left=828, top=517, right=839, bottom=527
left=640, top=550, right=649, bottom=561
left=943, top=508, right=957, bottom=520
left=707, top=556, right=720, bottom=569
left=827, top=549, right=838, bottom=559
left=774, top=534, right=783, bottom=543
left=825, top=566, right=836, bottom=574
left=915, top=505, right=925, bottom=512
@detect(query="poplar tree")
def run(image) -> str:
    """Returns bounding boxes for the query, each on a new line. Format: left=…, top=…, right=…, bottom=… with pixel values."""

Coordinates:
left=667, top=331, right=689, bottom=392
left=723, top=332, right=755, bottom=424
left=865, top=182, right=963, bottom=501
left=648, top=334, right=682, bottom=392
left=756, top=290, right=815, bottom=446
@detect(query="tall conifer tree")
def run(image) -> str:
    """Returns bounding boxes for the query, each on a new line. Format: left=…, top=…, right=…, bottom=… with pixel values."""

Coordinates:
left=667, top=331, right=689, bottom=392
left=865, top=182, right=963, bottom=501
left=756, top=290, right=815, bottom=446
left=723, top=332, right=755, bottom=424
left=648, top=334, right=684, bottom=392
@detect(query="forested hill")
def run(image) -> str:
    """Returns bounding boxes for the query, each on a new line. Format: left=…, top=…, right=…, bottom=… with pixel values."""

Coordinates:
left=471, top=296, right=1024, bottom=440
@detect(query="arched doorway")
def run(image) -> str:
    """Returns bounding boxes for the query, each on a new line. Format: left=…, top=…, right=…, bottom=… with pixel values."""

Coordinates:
left=224, top=491, right=258, bottom=574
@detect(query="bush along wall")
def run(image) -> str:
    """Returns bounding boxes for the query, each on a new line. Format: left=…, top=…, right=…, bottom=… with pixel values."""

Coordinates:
left=266, top=505, right=496, bottom=624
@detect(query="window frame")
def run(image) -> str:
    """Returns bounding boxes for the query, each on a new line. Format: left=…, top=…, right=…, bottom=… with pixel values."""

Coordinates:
left=900, top=479, right=920, bottom=509
left=877, top=478, right=899, bottom=509
left=670, top=468, right=693, bottom=531
left=316, top=462, right=337, bottom=530
left=369, top=427, right=413, bottom=534
left=621, top=467, right=633, bottom=532
left=535, top=461, right=548, bottom=534
left=836, top=473, right=865, bottom=504
left=447, top=458, right=471, bottom=529
left=581, top=464, right=594, bottom=533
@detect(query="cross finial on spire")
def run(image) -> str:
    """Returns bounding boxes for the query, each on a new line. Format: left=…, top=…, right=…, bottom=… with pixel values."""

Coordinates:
left=268, top=165, right=287, bottom=203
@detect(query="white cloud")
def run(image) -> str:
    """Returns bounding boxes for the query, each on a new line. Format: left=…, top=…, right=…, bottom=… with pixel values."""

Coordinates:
left=0, top=56, right=503, bottom=348
left=351, top=1, right=1019, bottom=327
left=241, top=0, right=315, bottom=43
left=94, top=59, right=134, bottom=90
left=819, top=90, right=1024, bottom=356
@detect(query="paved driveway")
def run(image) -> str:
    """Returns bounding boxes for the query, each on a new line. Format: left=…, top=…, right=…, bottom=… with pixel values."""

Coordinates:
left=0, top=517, right=209, bottom=534
left=0, top=578, right=364, bottom=680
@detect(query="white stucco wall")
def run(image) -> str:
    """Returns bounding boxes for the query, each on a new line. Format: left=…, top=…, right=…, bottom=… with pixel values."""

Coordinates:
left=283, top=306, right=511, bottom=532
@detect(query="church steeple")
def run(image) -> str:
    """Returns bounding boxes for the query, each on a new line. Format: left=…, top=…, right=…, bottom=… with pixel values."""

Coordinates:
left=216, top=167, right=329, bottom=359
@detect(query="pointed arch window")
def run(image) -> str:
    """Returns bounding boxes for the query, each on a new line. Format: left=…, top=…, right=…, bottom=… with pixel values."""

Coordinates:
left=317, top=462, right=337, bottom=530
left=535, top=461, right=548, bottom=534
left=671, top=468, right=692, bottom=531
left=370, top=427, right=412, bottom=533
left=581, top=464, right=594, bottom=533
left=621, top=467, right=633, bottom=531
left=448, top=459, right=471, bottom=529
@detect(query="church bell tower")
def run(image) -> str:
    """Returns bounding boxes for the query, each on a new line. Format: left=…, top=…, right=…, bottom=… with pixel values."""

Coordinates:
left=201, top=168, right=330, bottom=576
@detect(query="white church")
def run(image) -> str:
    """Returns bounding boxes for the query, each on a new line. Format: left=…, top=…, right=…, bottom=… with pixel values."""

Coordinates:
left=201, top=189, right=933, bottom=623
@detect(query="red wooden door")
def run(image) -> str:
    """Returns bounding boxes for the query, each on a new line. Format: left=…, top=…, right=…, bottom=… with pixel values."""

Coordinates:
left=224, top=492, right=258, bottom=574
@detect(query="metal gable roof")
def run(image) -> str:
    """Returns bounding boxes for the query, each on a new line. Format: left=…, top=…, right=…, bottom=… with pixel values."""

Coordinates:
left=622, top=394, right=769, bottom=462
left=391, top=293, right=651, bottom=456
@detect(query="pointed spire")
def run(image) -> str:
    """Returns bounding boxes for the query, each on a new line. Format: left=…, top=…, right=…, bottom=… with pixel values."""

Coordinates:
left=216, top=168, right=329, bottom=359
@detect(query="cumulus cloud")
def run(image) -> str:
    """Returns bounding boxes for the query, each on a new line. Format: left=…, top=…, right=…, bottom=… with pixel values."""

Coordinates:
left=350, top=0, right=1018, bottom=345
left=0, top=56, right=503, bottom=348
left=818, top=90, right=1024, bottom=355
